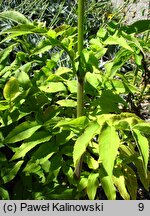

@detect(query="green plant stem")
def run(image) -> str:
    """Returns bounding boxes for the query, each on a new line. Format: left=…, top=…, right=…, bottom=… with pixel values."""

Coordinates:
left=75, top=0, right=85, bottom=179
left=77, top=0, right=85, bottom=118
left=77, top=77, right=84, bottom=117
left=78, top=0, right=84, bottom=57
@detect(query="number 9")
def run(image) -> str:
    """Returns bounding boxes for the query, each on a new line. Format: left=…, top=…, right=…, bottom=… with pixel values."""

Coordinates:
left=138, top=203, right=144, bottom=211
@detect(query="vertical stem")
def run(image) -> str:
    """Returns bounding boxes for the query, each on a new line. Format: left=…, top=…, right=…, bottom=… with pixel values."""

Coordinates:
left=77, top=0, right=85, bottom=118
left=75, top=0, right=85, bottom=179
left=78, top=0, right=84, bottom=57
left=77, top=78, right=84, bottom=117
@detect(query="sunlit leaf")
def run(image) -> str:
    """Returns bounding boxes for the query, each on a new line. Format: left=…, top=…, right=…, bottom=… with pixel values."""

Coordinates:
left=99, top=165, right=116, bottom=200
left=87, top=173, right=99, bottom=200
left=84, top=152, right=99, bottom=170
left=3, top=77, right=19, bottom=101
left=0, top=10, right=32, bottom=24
left=113, top=167, right=130, bottom=200
left=73, top=122, right=99, bottom=169
left=39, top=82, right=66, bottom=93
left=99, top=123, right=120, bottom=176
left=31, top=39, right=52, bottom=56
left=104, top=34, right=133, bottom=51
left=85, top=72, right=99, bottom=89
left=55, top=67, right=72, bottom=76
left=56, top=99, right=77, bottom=107
left=55, top=116, right=88, bottom=129
left=17, top=71, right=31, bottom=89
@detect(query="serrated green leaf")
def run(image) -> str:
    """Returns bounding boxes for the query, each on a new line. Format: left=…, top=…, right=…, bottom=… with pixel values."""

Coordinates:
left=99, top=90, right=126, bottom=113
left=73, top=122, right=99, bottom=169
left=0, top=44, right=16, bottom=64
left=87, top=173, right=99, bottom=200
left=2, top=160, right=23, bottom=184
left=4, top=121, right=41, bottom=144
left=0, top=10, right=31, bottom=24
left=104, top=34, right=133, bottom=51
left=78, top=177, right=88, bottom=192
left=66, top=80, right=77, bottom=93
left=56, top=99, right=77, bottom=107
left=97, top=27, right=107, bottom=38
left=31, top=39, right=52, bottom=56
left=45, top=154, right=63, bottom=184
left=112, top=80, right=126, bottom=93
left=134, top=156, right=149, bottom=191
left=85, top=72, right=99, bottom=89
left=133, top=129, right=149, bottom=175
left=113, top=167, right=130, bottom=200
left=124, top=20, right=150, bottom=34
left=55, top=67, right=72, bottom=76
left=0, top=101, right=9, bottom=111
left=99, top=165, right=116, bottom=200
left=0, top=187, right=9, bottom=200
left=123, top=165, right=138, bottom=200
left=39, top=82, right=66, bottom=93
left=85, top=152, right=99, bottom=170
left=99, top=123, right=120, bottom=176
left=23, top=141, right=58, bottom=183
left=0, top=25, right=46, bottom=44
left=55, top=116, right=88, bottom=129
left=3, top=77, right=19, bottom=100
left=11, top=131, right=51, bottom=160
left=133, top=122, right=150, bottom=134
left=17, top=70, right=31, bottom=89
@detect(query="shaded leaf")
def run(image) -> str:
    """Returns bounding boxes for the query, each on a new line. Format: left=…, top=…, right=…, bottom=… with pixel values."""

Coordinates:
left=123, top=20, right=150, bottom=34
left=2, top=161, right=23, bottom=183
left=45, top=154, right=63, bottom=184
left=134, top=156, right=149, bottom=191
left=4, top=121, right=41, bottom=144
left=99, top=90, right=126, bottom=113
left=11, top=131, right=51, bottom=160
left=0, top=44, right=16, bottom=64
left=123, top=165, right=138, bottom=200
left=133, top=129, right=149, bottom=175
left=133, top=122, right=150, bottom=134
left=0, top=187, right=9, bottom=200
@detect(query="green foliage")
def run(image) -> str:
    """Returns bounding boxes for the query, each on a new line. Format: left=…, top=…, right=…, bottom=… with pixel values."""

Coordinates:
left=0, top=9, right=149, bottom=200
